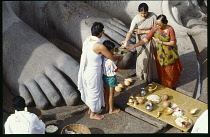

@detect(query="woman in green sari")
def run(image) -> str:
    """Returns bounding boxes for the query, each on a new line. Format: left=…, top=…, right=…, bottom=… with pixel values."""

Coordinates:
left=126, top=14, right=183, bottom=88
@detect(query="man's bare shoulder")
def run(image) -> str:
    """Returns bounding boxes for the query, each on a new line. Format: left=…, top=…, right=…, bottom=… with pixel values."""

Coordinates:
left=94, top=42, right=105, bottom=49
left=93, top=42, right=105, bottom=54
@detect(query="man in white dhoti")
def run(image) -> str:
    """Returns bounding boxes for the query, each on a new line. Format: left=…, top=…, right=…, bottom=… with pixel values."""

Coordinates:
left=4, top=96, right=45, bottom=134
left=78, top=22, right=121, bottom=120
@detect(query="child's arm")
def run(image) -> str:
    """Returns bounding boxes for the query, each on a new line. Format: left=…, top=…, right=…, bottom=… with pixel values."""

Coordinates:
left=116, top=56, right=123, bottom=67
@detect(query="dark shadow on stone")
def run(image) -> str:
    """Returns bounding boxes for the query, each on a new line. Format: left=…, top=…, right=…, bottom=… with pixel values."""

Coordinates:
left=27, top=107, right=42, bottom=116
left=198, top=47, right=207, bottom=81
left=89, top=128, right=105, bottom=134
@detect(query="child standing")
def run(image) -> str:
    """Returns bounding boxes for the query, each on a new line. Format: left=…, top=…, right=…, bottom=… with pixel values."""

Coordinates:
left=102, top=40, right=123, bottom=114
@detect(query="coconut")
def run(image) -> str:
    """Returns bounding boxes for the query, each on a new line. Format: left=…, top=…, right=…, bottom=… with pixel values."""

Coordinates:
left=118, top=83, right=125, bottom=88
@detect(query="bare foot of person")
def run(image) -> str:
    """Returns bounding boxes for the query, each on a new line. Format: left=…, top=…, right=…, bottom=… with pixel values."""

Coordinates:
left=90, top=114, right=104, bottom=120
left=109, top=108, right=120, bottom=114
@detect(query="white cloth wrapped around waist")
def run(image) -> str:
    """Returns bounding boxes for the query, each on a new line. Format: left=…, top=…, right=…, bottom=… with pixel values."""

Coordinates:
left=83, top=65, right=105, bottom=112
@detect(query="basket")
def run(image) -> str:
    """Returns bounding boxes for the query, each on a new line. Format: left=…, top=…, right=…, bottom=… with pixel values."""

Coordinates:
left=60, top=124, right=91, bottom=134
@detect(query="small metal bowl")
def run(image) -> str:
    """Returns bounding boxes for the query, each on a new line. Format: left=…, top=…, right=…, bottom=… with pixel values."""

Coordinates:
left=162, top=107, right=173, bottom=115
left=145, top=103, right=153, bottom=111
left=188, top=108, right=198, bottom=115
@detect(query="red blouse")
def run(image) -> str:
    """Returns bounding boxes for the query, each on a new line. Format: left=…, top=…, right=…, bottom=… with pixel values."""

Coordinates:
left=145, top=26, right=176, bottom=41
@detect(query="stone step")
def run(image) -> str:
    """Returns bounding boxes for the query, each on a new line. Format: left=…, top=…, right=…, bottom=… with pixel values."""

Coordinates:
left=125, top=106, right=167, bottom=130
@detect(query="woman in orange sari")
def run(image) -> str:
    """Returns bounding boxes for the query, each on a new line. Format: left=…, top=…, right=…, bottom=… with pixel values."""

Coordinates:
left=126, top=14, right=183, bottom=88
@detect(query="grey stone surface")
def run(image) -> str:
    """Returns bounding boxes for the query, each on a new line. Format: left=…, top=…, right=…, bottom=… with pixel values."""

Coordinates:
left=40, top=103, right=88, bottom=120
left=56, top=110, right=159, bottom=134
left=50, top=38, right=82, bottom=63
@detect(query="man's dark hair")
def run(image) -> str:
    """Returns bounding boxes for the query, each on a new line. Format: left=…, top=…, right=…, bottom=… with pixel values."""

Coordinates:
left=103, top=40, right=115, bottom=51
left=157, top=14, right=168, bottom=24
left=138, top=3, right=149, bottom=12
left=12, top=96, right=26, bottom=111
left=91, top=22, right=104, bottom=36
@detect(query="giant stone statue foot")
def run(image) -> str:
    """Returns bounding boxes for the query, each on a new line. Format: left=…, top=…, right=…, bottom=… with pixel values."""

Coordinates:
left=3, top=1, right=79, bottom=110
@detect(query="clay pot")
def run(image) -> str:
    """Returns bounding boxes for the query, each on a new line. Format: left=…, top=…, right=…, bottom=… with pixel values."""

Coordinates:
left=161, top=94, right=169, bottom=101
left=162, top=101, right=170, bottom=108
left=124, top=80, right=130, bottom=86
left=133, top=100, right=138, bottom=106
left=118, top=83, right=125, bottom=88
left=136, top=97, right=145, bottom=104
left=115, top=86, right=122, bottom=92
left=125, top=78, right=133, bottom=83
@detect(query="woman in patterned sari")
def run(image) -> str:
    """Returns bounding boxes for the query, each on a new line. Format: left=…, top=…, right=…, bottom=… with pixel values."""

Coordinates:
left=126, top=14, right=183, bottom=89
left=121, top=3, right=158, bottom=83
